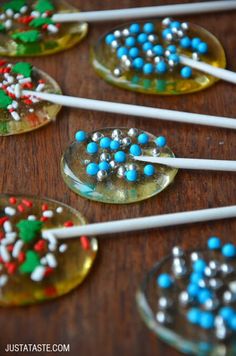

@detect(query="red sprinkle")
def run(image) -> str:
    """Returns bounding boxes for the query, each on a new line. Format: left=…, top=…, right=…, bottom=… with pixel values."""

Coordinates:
left=9, top=197, right=17, bottom=204
left=7, top=245, right=14, bottom=252
left=44, top=286, right=57, bottom=297
left=17, top=204, right=25, bottom=213
left=64, top=221, right=74, bottom=227
left=0, top=217, right=9, bottom=226
left=41, top=204, right=48, bottom=211
left=34, top=239, right=46, bottom=252
left=80, top=236, right=90, bottom=250
left=44, top=267, right=54, bottom=278
left=5, top=263, right=17, bottom=275
left=0, top=60, right=6, bottom=66
left=22, top=199, right=33, bottom=208
left=18, top=252, right=25, bottom=263
left=0, top=232, right=4, bottom=240
left=40, top=216, right=48, bottom=222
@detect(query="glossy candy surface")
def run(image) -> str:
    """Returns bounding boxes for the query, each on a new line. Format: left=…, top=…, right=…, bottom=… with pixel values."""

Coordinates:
left=0, top=0, right=87, bottom=56
left=61, top=127, right=178, bottom=204
left=0, top=195, right=98, bottom=306
left=92, top=20, right=226, bottom=95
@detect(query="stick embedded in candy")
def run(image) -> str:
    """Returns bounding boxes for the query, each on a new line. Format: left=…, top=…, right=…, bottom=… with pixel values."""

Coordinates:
left=0, top=0, right=87, bottom=57
left=137, top=236, right=236, bottom=354
left=92, top=18, right=231, bottom=95
left=52, top=1, right=236, bottom=23
left=42, top=205, right=236, bottom=239
left=0, top=194, right=98, bottom=306
left=134, top=157, right=236, bottom=172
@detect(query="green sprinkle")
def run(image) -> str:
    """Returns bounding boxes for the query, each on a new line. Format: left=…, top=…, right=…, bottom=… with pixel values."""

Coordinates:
left=29, top=17, right=54, bottom=28
left=0, top=89, right=13, bottom=109
left=0, top=24, right=5, bottom=32
left=17, top=220, right=43, bottom=243
left=19, top=251, right=40, bottom=274
left=12, top=62, right=32, bottom=78
left=3, top=0, right=26, bottom=12
left=35, top=0, right=55, bottom=13
left=12, top=30, right=41, bottom=43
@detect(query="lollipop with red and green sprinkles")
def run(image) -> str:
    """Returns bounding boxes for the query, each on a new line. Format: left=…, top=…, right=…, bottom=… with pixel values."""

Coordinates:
left=0, top=0, right=87, bottom=56
left=0, top=194, right=97, bottom=306
left=0, top=60, right=61, bottom=135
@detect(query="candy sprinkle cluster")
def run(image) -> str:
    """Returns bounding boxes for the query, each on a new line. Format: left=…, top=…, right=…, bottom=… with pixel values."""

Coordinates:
left=0, top=0, right=59, bottom=43
left=75, top=128, right=167, bottom=183
left=0, top=196, right=90, bottom=287
left=156, top=237, right=236, bottom=342
left=105, top=18, right=209, bottom=79
left=0, top=60, right=45, bottom=121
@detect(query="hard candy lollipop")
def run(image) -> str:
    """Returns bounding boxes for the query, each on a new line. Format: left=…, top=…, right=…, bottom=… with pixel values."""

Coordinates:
left=137, top=237, right=236, bottom=355
left=92, top=18, right=226, bottom=95
left=0, top=194, right=97, bottom=306
left=0, top=0, right=87, bottom=56
left=61, top=127, right=178, bottom=204
left=0, top=60, right=61, bottom=135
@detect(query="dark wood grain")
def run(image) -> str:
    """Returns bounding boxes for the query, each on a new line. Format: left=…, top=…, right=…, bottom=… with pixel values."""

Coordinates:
left=0, top=1, right=235, bottom=355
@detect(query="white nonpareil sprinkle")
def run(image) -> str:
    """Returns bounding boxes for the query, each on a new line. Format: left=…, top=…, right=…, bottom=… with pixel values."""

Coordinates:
left=12, top=240, right=24, bottom=258
left=43, top=210, right=54, bottom=218
left=0, top=245, right=10, bottom=262
left=229, top=281, right=236, bottom=294
left=31, top=266, right=46, bottom=282
left=5, top=9, right=14, bottom=17
left=1, top=232, right=17, bottom=246
left=0, top=275, right=8, bottom=287
left=56, top=207, right=63, bottom=214
left=28, top=215, right=37, bottom=221
left=4, top=19, right=12, bottom=30
left=20, top=5, right=28, bottom=14
left=11, top=111, right=20, bottom=121
left=59, top=244, right=68, bottom=253
left=4, top=206, right=16, bottom=216
left=46, top=253, right=57, bottom=268
left=36, top=83, right=45, bottom=92
left=18, top=77, right=31, bottom=84
left=40, top=257, right=47, bottom=265
left=30, top=11, right=40, bottom=18
left=3, top=220, right=12, bottom=233
left=47, top=24, right=59, bottom=34
left=14, top=83, right=21, bottom=98
left=43, top=233, right=57, bottom=251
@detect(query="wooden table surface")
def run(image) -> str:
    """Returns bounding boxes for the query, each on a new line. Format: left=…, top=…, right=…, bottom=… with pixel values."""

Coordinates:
left=0, top=0, right=235, bottom=355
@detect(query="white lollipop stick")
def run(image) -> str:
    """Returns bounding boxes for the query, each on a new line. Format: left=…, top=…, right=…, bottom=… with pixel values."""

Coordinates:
left=180, top=55, right=236, bottom=84
left=42, top=205, right=236, bottom=239
left=22, top=90, right=236, bottom=130
left=134, top=157, right=236, bottom=172
left=52, top=1, right=236, bottom=23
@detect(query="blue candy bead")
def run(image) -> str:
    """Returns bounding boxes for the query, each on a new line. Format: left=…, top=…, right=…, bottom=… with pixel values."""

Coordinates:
left=207, top=236, right=222, bottom=250
left=198, top=289, right=212, bottom=304
left=105, top=34, right=115, bottom=45
left=162, top=28, right=172, bottom=39
left=167, top=45, right=176, bottom=53
left=153, top=45, right=164, bottom=56
left=129, top=47, right=139, bottom=59
left=133, top=57, right=144, bottom=70
left=222, top=243, right=236, bottom=258
left=192, top=37, right=201, bottom=50
left=130, top=144, right=142, bottom=156
left=156, top=61, right=167, bottom=74
left=142, top=42, right=153, bottom=51
left=181, top=66, right=192, bottom=79
left=198, top=42, right=208, bottom=54
left=138, top=133, right=149, bottom=144
left=187, top=308, right=201, bottom=324
left=114, top=151, right=126, bottom=163
left=157, top=273, right=173, bottom=289
left=125, top=36, right=136, bottom=47
left=137, top=33, right=148, bottom=44
left=180, top=36, right=191, bottom=49
left=190, top=273, right=202, bottom=284
left=126, top=170, right=138, bottom=182
left=129, top=23, right=141, bottom=34
left=100, top=137, right=111, bottom=148
left=143, top=22, right=155, bottom=33
left=229, top=315, right=236, bottom=331
left=143, top=63, right=154, bottom=75
left=155, top=136, right=166, bottom=147
left=87, top=142, right=98, bottom=154
left=169, top=53, right=180, bottom=64
left=86, top=163, right=99, bottom=176
left=219, top=307, right=235, bottom=321
left=75, top=130, right=87, bottom=142
left=193, top=259, right=207, bottom=273
left=187, top=283, right=199, bottom=297
left=199, top=312, right=214, bottom=329
left=110, top=140, right=120, bottom=150
left=117, top=46, right=128, bottom=59
left=99, top=161, right=110, bottom=171
left=144, top=164, right=155, bottom=176
left=170, top=21, right=181, bottom=29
